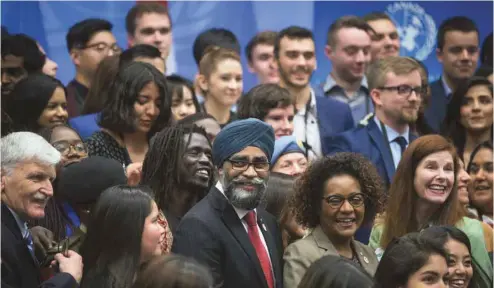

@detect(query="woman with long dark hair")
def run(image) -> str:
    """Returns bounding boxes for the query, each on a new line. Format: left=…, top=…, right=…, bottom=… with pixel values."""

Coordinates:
left=467, top=141, right=493, bottom=227
left=441, top=77, right=493, bottom=166
left=86, top=61, right=171, bottom=166
left=80, top=185, right=164, bottom=288
left=370, top=135, right=493, bottom=283
left=5, top=73, right=68, bottom=132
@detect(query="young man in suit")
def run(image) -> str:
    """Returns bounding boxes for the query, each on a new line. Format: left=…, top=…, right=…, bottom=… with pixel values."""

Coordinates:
left=172, top=118, right=283, bottom=288
left=424, top=16, right=480, bottom=132
left=275, top=26, right=355, bottom=160
left=1, top=132, right=83, bottom=287
left=324, top=56, right=423, bottom=244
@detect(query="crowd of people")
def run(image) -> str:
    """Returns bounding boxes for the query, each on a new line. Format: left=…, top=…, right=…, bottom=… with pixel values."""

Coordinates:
left=1, top=2, right=493, bottom=288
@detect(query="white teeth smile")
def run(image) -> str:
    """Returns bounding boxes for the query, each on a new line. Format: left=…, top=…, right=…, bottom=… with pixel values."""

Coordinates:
left=196, top=169, right=209, bottom=177
left=450, top=279, right=465, bottom=287
left=337, top=219, right=355, bottom=223
left=429, top=184, right=446, bottom=191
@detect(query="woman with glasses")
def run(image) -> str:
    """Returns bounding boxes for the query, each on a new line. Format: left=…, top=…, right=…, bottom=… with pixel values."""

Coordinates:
left=369, top=135, right=493, bottom=284
left=441, top=77, right=493, bottom=167
left=283, top=152, right=383, bottom=288
left=39, top=124, right=88, bottom=167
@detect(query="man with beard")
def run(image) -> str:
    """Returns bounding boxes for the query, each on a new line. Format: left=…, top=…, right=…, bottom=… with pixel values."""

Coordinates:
left=172, top=118, right=283, bottom=288
left=141, top=124, right=215, bottom=234
left=323, top=16, right=374, bottom=124
left=275, top=26, right=354, bottom=160
left=424, top=16, right=480, bottom=132
left=325, top=56, right=422, bottom=187
left=1, top=132, right=83, bottom=287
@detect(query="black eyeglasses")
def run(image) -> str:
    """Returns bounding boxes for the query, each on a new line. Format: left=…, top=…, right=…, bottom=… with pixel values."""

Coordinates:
left=82, top=42, right=122, bottom=54
left=52, top=141, right=87, bottom=155
left=322, top=193, right=366, bottom=209
left=227, top=158, right=270, bottom=172
left=377, top=85, right=424, bottom=98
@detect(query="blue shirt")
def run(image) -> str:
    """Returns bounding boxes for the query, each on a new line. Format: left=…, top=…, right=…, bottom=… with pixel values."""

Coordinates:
left=323, top=74, right=373, bottom=124
left=374, top=117, right=410, bottom=168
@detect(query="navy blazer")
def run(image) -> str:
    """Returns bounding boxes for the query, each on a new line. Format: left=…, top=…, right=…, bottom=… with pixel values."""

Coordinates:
left=424, top=79, right=449, bottom=133
left=1, top=204, right=77, bottom=288
left=313, top=87, right=355, bottom=155
left=324, top=118, right=417, bottom=187
left=69, top=113, right=100, bottom=141
left=172, top=187, right=283, bottom=288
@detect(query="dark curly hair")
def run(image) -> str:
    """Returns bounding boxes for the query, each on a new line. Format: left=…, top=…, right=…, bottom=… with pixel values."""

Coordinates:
left=290, top=152, right=385, bottom=228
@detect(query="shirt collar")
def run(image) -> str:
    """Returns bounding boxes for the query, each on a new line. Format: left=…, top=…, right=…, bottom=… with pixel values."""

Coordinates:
left=374, top=117, right=410, bottom=144
left=215, top=181, right=255, bottom=220
left=323, top=73, right=368, bottom=93
left=6, top=206, right=28, bottom=237
left=441, top=76, right=453, bottom=97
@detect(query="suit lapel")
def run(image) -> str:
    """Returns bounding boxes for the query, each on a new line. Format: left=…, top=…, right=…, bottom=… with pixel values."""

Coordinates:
left=367, top=120, right=395, bottom=183
left=257, top=211, right=279, bottom=285
left=211, top=189, right=268, bottom=288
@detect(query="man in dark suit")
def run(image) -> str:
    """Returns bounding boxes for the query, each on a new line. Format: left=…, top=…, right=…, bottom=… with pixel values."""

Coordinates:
left=424, top=16, right=480, bottom=132
left=324, top=57, right=422, bottom=243
left=275, top=26, right=354, bottom=160
left=172, top=119, right=283, bottom=288
left=1, top=132, right=83, bottom=288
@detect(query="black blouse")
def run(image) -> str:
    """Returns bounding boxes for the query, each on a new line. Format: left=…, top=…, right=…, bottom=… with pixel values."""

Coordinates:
left=85, top=131, right=131, bottom=167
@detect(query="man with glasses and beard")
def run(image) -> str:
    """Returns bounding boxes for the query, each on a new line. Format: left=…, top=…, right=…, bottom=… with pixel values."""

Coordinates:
left=172, top=118, right=283, bottom=288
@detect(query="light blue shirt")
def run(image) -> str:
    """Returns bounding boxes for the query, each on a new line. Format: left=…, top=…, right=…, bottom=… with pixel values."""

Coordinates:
left=441, top=76, right=453, bottom=98
left=323, top=74, right=373, bottom=124
left=7, top=206, right=29, bottom=238
left=374, top=117, right=410, bottom=168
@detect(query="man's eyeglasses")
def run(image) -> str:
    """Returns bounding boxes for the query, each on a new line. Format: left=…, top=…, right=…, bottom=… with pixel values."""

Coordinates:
left=322, top=193, right=367, bottom=209
left=227, top=159, right=270, bottom=172
left=82, top=42, right=122, bottom=54
left=52, top=141, right=87, bottom=155
left=377, top=85, right=424, bottom=98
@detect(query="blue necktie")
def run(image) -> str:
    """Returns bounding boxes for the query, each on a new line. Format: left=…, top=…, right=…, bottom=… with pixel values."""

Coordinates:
left=394, top=136, right=408, bottom=155
left=23, top=224, right=38, bottom=265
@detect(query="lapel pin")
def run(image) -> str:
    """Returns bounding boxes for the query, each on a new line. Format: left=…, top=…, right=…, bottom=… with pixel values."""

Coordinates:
left=363, top=256, right=369, bottom=264
left=262, top=223, right=267, bottom=232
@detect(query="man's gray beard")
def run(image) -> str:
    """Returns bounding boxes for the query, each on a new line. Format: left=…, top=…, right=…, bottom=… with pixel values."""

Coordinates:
left=222, top=174, right=267, bottom=210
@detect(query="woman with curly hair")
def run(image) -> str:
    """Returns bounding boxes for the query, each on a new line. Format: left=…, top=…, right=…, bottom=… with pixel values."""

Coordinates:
left=283, top=152, right=384, bottom=288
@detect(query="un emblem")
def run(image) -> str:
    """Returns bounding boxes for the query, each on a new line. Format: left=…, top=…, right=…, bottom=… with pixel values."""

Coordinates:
left=386, top=2, right=437, bottom=61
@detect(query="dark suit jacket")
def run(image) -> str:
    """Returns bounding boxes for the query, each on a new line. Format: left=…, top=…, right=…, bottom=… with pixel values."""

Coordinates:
left=66, top=79, right=88, bottom=118
left=314, top=87, right=355, bottom=155
left=172, top=187, right=283, bottom=288
left=1, top=204, right=77, bottom=288
left=324, top=117, right=417, bottom=187
left=424, top=79, right=449, bottom=133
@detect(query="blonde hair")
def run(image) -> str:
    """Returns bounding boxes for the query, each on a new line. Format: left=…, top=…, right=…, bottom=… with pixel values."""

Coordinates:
left=367, top=56, right=421, bottom=91
left=196, top=46, right=241, bottom=96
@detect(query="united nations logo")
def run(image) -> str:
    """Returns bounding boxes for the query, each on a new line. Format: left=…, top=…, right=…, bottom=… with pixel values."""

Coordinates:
left=386, top=2, right=436, bottom=61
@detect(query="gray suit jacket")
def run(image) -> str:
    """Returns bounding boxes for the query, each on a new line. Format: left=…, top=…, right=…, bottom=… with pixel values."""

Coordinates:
left=283, top=225, right=378, bottom=288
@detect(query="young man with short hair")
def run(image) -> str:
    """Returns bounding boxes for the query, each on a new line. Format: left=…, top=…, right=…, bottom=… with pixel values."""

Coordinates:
left=246, top=31, right=279, bottom=84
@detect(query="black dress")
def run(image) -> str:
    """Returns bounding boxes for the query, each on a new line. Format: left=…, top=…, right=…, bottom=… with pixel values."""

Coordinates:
left=85, top=131, right=131, bottom=167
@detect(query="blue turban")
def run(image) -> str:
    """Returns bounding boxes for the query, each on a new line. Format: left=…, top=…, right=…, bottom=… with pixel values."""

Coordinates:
left=271, top=136, right=306, bottom=166
left=212, top=118, right=275, bottom=167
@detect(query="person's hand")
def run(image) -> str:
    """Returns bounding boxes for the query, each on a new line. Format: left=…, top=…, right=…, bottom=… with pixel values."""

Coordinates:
left=30, top=226, right=56, bottom=256
left=54, top=250, right=83, bottom=283
left=126, top=162, right=143, bottom=186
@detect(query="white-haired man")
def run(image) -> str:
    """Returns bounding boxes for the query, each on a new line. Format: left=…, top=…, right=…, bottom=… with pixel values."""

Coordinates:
left=1, top=132, right=83, bottom=288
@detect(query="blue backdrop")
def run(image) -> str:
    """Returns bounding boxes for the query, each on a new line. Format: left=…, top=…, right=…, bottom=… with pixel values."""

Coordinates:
left=2, top=1, right=492, bottom=90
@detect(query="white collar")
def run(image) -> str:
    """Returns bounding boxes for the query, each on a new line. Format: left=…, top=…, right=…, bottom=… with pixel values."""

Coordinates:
left=7, top=206, right=28, bottom=237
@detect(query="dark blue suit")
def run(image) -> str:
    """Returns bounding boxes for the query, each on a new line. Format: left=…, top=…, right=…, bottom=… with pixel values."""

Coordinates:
left=69, top=113, right=100, bottom=141
left=424, top=79, right=449, bottom=133
left=314, top=87, right=355, bottom=154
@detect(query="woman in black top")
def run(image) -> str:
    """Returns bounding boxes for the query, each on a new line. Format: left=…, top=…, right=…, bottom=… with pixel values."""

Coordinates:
left=85, top=62, right=171, bottom=167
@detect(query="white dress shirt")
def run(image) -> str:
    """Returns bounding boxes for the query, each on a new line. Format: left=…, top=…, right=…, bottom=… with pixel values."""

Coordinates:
left=293, top=88, right=322, bottom=160
left=374, top=117, right=410, bottom=168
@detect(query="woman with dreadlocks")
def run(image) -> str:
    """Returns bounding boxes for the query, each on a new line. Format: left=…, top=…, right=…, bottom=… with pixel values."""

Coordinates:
left=141, top=124, right=215, bottom=234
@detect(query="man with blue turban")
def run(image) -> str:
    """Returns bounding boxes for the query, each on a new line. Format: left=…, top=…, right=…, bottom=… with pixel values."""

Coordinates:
left=173, top=118, right=283, bottom=288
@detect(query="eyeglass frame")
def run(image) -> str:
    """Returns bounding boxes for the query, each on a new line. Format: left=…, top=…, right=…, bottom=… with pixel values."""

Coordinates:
left=52, top=141, right=87, bottom=155
left=321, top=193, right=368, bottom=209
left=79, top=42, right=122, bottom=54
left=226, top=158, right=270, bottom=172
left=377, top=84, right=425, bottom=98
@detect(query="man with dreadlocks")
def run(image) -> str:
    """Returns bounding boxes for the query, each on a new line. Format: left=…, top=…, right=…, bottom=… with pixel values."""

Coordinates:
left=141, top=123, right=214, bottom=234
